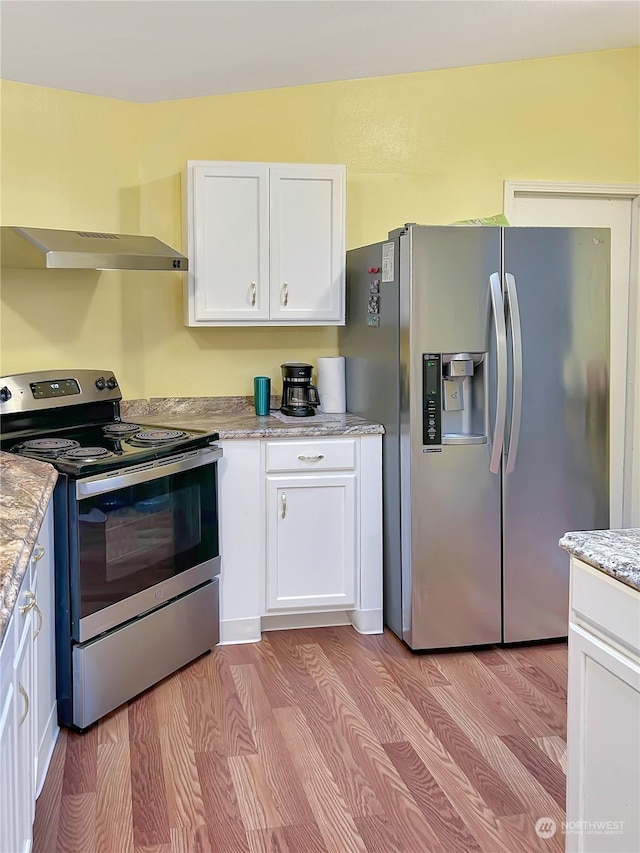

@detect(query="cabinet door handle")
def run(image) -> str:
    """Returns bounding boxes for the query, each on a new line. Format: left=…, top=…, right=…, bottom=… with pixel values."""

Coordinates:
left=19, top=590, right=36, bottom=616
left=298, top=454, right=325, bottom=463
left=33, top=601, right=43, bottom=640
left=32, top=544, right=46, bottom=563
left=18, top=683, right=29, bottom=727
left=281, top=493, right=287, bottom=519
left=282, top=282, right=289, bottom=307
left=251, top=282, right=256, bottom=307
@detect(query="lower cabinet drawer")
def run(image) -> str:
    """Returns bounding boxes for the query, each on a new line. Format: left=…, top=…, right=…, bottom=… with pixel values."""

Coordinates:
left=571, top=558, right=640, bottom=658
left=265, top=439, right=356, bottom=473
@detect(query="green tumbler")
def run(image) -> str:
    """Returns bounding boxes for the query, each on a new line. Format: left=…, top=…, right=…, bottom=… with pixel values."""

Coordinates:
left=254, top=376, right=270, bottom=416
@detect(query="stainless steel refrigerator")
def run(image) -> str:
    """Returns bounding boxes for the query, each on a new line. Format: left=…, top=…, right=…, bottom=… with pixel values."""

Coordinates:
left=340, top=224, right=609, bottom=649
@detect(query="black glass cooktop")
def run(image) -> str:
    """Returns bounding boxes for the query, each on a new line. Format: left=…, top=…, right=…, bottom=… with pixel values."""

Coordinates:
left=5, top=421, right=220, bottom=477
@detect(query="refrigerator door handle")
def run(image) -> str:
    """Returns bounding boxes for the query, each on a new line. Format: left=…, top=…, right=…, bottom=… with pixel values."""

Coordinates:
left=504, top=272, right=523, bottom=474
left=488, top=272, right=508, bottom=474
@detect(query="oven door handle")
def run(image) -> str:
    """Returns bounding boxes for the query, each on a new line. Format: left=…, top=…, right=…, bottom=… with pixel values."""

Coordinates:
left=75, top=445, right=223, bottom=499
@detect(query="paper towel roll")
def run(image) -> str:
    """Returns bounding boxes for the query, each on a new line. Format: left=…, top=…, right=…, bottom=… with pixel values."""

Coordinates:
left=317, top=356, right=346, bottom=413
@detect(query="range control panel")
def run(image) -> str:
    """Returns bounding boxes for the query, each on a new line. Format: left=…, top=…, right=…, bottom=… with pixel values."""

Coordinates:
left=423, top=354, right=441, bottom=445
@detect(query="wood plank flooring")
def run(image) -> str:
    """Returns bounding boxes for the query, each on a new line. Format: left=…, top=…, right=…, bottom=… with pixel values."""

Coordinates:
left=33, top=628, right=568, bottom=853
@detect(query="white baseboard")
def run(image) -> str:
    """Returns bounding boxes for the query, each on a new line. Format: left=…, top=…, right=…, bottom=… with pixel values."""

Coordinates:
left=219, top=617, right=262, bottom=645
left=261, top=611, right=352, bottom=632
left=220, top=610, right=384, bottom=643
left=349, top=608, right=384, bottom=634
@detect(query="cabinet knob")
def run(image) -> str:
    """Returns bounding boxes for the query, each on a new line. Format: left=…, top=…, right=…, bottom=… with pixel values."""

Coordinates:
left=32, top=544, right=46, bottom=563
left=281, top=493, right=287, bottom=519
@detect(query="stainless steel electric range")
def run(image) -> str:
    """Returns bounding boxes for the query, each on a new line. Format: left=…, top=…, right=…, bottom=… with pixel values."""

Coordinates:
left=0, top=369, right=222, bottom=730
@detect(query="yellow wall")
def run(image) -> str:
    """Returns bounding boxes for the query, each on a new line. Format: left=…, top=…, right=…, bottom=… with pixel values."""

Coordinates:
left=0, top=82, right=149, bottom=394
left=2, top=48, right=639, bottom=398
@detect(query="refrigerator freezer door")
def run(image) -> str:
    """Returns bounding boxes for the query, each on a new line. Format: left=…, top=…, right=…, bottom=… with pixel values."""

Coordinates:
left=342, top=239, right=402, bottom=636
left=402, top=226, right=503, bottom=649
left=502, top=227, right=610, bottom=643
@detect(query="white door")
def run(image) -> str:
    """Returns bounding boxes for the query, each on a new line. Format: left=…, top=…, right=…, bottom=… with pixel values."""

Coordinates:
left=193, top=163, right=270, bottom=322
left=266, top=473, right=356, bottom=610
left=269, top=165, right=345, bottom=323
left=566, top=624, right=640, bottom=853
left=506, top=187, right=639, bottom=527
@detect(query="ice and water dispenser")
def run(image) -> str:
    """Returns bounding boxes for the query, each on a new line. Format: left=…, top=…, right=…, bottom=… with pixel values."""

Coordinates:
left=423, top=352, right=488, bottom=446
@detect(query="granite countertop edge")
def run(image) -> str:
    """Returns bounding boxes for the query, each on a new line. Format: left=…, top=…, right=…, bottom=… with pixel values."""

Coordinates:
left=559, top=528, right=640, bottom=593
left=121, top=396, right=384, bottom=438
left=0, top=453, right=58, bottom=644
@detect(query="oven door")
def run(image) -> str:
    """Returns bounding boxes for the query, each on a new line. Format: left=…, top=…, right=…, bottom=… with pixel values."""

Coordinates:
left=70, top=445, right=222, bottom=642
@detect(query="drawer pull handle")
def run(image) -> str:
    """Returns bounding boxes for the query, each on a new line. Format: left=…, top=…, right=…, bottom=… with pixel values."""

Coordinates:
left=19, top=590, right=36, bottom=616
left=33, top=544, right=46, bottom=563
left=298, top=454, right=325, bottom=462
left=250, top=282, right=256, bottom=307
left=281, top=493, right=287, bottom=519
left=33, top=601, right=43, bottom=640
left=18, top=683, right=29, bottom=727
left=283, top=282, right=289, bottom=307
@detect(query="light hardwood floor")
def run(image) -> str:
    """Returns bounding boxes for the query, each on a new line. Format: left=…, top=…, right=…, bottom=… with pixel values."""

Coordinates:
left=33, top=628, right=568, bottom=852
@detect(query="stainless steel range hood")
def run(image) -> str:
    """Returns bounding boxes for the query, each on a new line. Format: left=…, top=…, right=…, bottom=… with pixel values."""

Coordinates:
left=0, top=226, right=188, bottom=271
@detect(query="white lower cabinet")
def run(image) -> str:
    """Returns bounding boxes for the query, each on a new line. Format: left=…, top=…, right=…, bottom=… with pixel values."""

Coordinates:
left=14, top=598, right=35, bottom=853
left=266, top=473, right=356, bottom=611
left=218, top=434, right=383, bottom=644
left=0, top=500, right=57, bottom=853
left=32, top=504, right=57, bottom=798
left=0, top=613, right=18, bottom=853
left=566, top=557, right=640, bottom=853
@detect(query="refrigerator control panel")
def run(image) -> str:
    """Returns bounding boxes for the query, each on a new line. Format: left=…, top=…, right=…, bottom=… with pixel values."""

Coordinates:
left=423, top=354, right=441, bottom=445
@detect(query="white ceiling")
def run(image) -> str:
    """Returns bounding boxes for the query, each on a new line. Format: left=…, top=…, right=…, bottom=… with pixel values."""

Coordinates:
left=1, top=0, right=638, bottom=103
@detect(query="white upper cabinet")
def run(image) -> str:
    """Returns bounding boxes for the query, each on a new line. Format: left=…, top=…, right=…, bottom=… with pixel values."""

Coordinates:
left=183, top=161, right=345, bottom=326
left=268, top=165, right=345, bottom=323
left=187, top=162, right=270, bottom=323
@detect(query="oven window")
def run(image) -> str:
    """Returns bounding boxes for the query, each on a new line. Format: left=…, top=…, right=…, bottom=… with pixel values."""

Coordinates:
left=76, top=463, right=218, bottom=619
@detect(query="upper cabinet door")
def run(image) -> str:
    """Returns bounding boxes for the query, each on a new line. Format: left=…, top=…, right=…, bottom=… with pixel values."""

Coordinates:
left=269, top=165, right=345, bottom=323
left=187, top=163, right=270, bottom=323
left=183, top=161, right=345, bottom=326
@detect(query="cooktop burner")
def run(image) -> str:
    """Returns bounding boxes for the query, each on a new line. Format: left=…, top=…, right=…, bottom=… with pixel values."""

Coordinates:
left=129, top=429, right=188, bottom=445
left=8, top=422, right=218, bottom=476
left=102, top=422, right=140, bottom=436
left=21, top=437, right=80, bottom=455
left=62, top=446, right=113, bottom=461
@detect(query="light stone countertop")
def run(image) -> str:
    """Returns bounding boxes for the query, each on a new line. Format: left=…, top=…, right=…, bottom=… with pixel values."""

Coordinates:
left=0, top=453, right=58, bottom=644
left=559, top=528, right=640, bottom=593
left=121, top=396, right=384, bottom=439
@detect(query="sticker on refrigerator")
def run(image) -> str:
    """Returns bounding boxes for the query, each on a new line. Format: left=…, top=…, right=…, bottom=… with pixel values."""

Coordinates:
left=382, top=242, right=394, bottom=282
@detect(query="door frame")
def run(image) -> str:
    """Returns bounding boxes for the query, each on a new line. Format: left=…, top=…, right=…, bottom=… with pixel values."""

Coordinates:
left=504, top=180, right=640, bottom=527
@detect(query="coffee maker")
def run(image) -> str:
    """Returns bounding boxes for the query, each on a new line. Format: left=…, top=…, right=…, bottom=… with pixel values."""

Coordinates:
left=280, top=363, right=320, bottom=417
